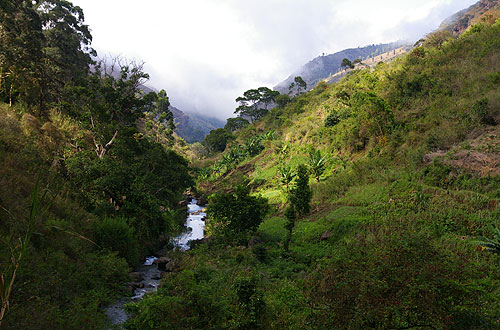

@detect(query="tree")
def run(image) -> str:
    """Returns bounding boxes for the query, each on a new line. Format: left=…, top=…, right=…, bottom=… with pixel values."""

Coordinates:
left=257, top=86, right=279, bottom=109
left=204, top=128, right=235, bottom=153
left=0, top=1, right=44, bottom=108
left=275, top=93, right=291, bottom=108
left=206, top=186, right=270, bottom=241
left=38, top=0, right=95, bottom=100
left=284, top=165, right=311, bottom=251
left=294, top=76, right=307, bottom=94
left=234, top=87, right=278, bottom=121
left=63, top=60, right=155, bottom=159
left=224, top=117, right=249, bottom=132
left=341, top=58, right=354, bottom=69
left=144, top=89, right=176, bottom=144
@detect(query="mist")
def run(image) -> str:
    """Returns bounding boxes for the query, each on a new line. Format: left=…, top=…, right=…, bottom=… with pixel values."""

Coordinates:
left=73, top=0, right=477, bottom=120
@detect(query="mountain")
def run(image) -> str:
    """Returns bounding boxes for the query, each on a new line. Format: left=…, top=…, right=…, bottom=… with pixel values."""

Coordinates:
left=440, top=0, right=500, bottom=34
left=169, top=106, right=224, bottom=143
left=274, top=42, right=406, bottom=94
left=141, top=84, right=224, bottom=143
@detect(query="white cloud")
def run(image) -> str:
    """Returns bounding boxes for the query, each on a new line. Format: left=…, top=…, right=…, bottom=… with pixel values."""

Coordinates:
left=73, top=0, right=477, bottom=119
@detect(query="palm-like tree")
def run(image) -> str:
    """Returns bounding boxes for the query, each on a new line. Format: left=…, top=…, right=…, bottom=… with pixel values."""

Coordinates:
left=308, top=150, right=329, bottom=182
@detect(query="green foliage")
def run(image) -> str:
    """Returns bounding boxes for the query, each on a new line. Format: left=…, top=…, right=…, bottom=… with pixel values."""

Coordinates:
left=92, top=216, right=139, bottom=266
left=207, top=186, right=270, bottom=241
left=289, top=76, right=307, bottom=95
left=234, top=87, right=278, bottom=122
left=275, top=93, right=291, bottom=108
left=475, top=223, right=500, bottom=254
left=233, top=275, right=266, bottom=329
left=341, top=57, right=354, bottom=69
left=324, top=110, right=340, bottom=127
left=204, top=128, right=235, bottom=153
left=144, top=89, right=176, bottom=145
left=308, top=149, right=328, bottom=182
left=284, top=165, right=312, bottom=251
left=277, top=165, right=295, bottom=192
left=473, top=97, right=496, bottom=125
left=304, top=228, right=498, bottom=329
left=225, top=117, right=250, bottom=132
left=289, top=165, right=312, bottom=217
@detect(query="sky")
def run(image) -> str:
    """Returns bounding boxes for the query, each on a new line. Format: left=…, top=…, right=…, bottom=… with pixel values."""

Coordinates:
left=72, top=0, right=477, bottom=120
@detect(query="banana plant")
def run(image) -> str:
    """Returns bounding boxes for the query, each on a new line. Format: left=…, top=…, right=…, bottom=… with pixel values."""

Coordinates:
left=474, top=223, right=500, bottom=255
left=308, top=149, right=329, bottom=182
left=277, top=165, right=295, bottom=193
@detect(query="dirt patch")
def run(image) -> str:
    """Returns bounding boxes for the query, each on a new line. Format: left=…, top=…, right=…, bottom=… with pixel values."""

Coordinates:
left=423, top=126, right=500, bottom=176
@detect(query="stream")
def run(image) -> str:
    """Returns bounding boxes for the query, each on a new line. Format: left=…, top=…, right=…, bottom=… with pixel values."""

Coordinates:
left=104, top=198, right=206, bottom=327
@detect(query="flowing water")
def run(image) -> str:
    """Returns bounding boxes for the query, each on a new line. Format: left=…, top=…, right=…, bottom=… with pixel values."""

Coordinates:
left=104, top=198, right=206, bottom=326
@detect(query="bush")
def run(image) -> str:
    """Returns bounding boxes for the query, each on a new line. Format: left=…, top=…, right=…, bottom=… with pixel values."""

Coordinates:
left=93, top=216, right=139, bottom=266
left=206, top=186, right=270, bottom=241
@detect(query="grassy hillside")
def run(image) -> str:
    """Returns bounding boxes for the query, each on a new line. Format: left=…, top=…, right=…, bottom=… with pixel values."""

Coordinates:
left=126, top=18, right=500, bottom=329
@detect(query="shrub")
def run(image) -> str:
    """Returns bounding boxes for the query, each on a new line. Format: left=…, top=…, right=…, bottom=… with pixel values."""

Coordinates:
left=93, top=216, right=139, bottom=266
left=206, top=186, right=270, bottom=241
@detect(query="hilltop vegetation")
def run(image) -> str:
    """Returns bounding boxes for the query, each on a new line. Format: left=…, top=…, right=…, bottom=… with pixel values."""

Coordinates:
left=126, top=17, right=500, bottom=329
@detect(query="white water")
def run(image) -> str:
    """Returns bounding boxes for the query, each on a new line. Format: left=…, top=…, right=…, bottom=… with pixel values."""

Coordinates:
left=172, top=198, right=206, bottom=250
left=105, top=198, right=206, bottom=326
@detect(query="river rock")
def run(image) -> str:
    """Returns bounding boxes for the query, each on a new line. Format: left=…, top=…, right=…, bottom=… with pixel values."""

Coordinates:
left=129, top=282, right=144, bottom=289
left=154, top=257, right=173, bottom=271
left=178, top=200, right=188, bottom=207
left=129, top=272, right=143, bottom=282
left=196, top=197, right=207, bottom=206
left=189, top=237, right=210, bottom=249
left=155, top=248, right=170, bottom=257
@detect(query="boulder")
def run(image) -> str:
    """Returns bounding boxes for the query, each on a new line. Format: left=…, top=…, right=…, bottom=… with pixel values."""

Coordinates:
left=196, top=197, right=207, bottom=206
left=154, top=256, right=174, bottom=271
left=129, top=282, right=144, bottom=289
left=154, top=248, right=170, bottom=257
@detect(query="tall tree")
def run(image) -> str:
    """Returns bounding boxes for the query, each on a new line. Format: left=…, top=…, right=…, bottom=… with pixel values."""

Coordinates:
left=284, top=165, right=311, bottom=252
left=0, top=1, right=44, bottom=107
left=294, top=76, right=307, bottom=94
left=145, top=89, right=175, bottom=144
left=225, top=117, right=249, bottom=132
left=234, top=86, right=279, bottom=121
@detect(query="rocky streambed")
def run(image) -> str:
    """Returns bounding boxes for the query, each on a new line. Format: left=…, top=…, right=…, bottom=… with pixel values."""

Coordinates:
left=105, top=197, right=207, bottom=327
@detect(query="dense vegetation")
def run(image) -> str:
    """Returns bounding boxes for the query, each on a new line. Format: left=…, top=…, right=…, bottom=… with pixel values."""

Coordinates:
left=126, top=17, right=500, bottom=329
left=0, top=1, right=192, bottom=328
left=3, top=1, right=500, bottom=329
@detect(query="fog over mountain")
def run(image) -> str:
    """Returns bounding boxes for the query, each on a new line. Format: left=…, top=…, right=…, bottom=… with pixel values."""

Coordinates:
left=73, top=0, right=477, bottom=120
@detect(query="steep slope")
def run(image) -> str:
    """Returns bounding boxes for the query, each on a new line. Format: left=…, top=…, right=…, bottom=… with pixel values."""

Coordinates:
left=170, top=106, right=224, bottom=143
left=440, top=0, right=500, bottom=34
left=274, top=42, right=404, bottom=94
left=125, top=17, right=500, bottom=329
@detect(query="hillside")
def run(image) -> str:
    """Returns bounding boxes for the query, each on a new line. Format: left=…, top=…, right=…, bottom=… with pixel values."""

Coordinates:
left=440, top=0, right=500, bottom=33
left=274, top=42, right=405, bottom=94
left=3, top=0, right=500, bottom=329
left=126, top=14, right=500, bottom=329
left=170, top=106, right=224, bottom=143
